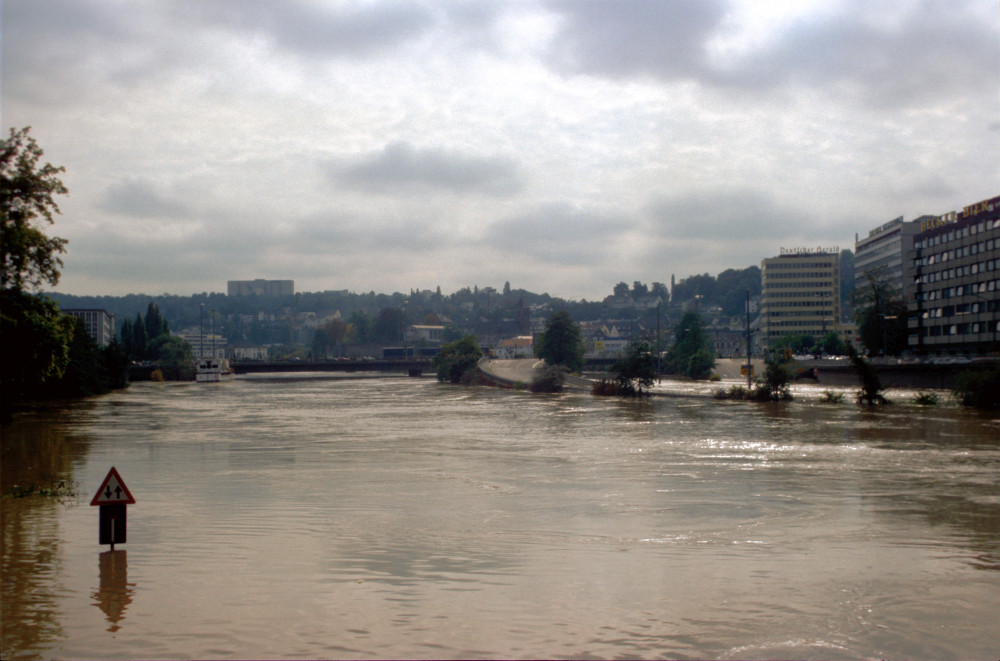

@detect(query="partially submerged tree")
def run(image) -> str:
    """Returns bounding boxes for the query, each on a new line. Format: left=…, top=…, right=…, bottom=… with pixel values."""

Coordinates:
left=612, top=340, right=657, bottom=397
left=665, top=311, right=715, bottom=379
left=853, top=269, right=907, bottom=356
left=847, top=342, right=888, bottom=406
left=536, top=310, right=584, bottom=373
left=432, top=334, right=483, bottom=384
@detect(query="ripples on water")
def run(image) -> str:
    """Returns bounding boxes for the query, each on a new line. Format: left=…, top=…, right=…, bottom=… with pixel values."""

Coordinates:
left=2, top=375, right=998, bottom=660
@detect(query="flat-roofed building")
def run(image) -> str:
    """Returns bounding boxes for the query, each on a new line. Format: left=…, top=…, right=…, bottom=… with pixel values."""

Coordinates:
left=227, top=279, right=294, bottom=297
left=759, top=250, right=848, bottom=351
left=63, top=309, right=115, bottom=346
left=904, top=194, right=1000, bottom=357
left=854, top=216, right=924, bottom=296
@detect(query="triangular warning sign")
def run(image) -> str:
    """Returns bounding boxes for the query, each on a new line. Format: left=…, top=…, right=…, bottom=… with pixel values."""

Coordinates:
left=90, top=466, right=136, bottom=506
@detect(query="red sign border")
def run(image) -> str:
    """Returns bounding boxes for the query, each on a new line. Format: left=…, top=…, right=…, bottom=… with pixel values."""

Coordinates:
left=90, top=466, right=136, bottom=506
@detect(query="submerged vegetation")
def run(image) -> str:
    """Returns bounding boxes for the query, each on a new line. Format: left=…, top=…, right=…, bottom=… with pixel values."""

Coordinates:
left=432, top=335, right=483, bottom=384
left=847, top=343, right=889, bottom=406
left=530, top=363, right=567, bottom=393
left=954, top=365, right=1000, bottom=410
left=3, top=480, right=78, bottom=500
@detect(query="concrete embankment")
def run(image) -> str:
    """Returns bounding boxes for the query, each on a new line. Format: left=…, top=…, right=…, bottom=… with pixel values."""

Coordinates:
left=477, top=358, right=593, bottom=391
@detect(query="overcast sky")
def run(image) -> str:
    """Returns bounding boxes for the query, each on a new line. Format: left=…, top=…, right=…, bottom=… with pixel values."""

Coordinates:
left=3, top=0, right=998, bottom=299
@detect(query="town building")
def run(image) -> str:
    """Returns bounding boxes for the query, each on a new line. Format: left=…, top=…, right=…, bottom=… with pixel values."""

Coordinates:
left=62, top=309, right=115, bottom=346
left=176, top=331, right=226, bottom=359
left=232, top=346, right=269, bottom=361
left=227, top=279, right=294, bottom=297
left=854, top=216, right=925, bottom=295
left=904, top=194, right=1000, bottom=357
left=497, top=336, right=534, bottom=359
left=404, top=325, right=445, bottom=344
left=758, top=250, right=849, bottom=351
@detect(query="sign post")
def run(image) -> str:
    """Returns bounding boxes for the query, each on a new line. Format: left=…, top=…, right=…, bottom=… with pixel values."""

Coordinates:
left=90, top=467, right=136, bottom=550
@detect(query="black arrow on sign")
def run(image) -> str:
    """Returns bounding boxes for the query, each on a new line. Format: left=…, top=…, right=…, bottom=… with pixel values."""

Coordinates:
left=115, top=486, right=122, bottom=499
left=105, top=485, right=113, bottom=499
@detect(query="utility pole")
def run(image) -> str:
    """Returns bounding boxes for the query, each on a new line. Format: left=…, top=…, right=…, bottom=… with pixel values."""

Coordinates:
left=745, top=289, right=752, bottom=389
left=199, top=303, right=204, bottom=359
left=656, top=301, right=661, bottom=385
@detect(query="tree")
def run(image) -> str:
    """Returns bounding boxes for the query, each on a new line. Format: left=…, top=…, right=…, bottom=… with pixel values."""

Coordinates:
left=312, top=318, right=347, bottom=357
left=757, top=353, right=794, bottom=401
left=432, top=335, right=483, bottom=384
left=820, top=331, right=846, bottom=356
left=773, top=333, right=815, bottom=355
left=148, top=335, right=195, bottom=380
left=536, top=310, right=584, bottom=373
left=847, top=342, right=888, bottom=406
left=144, top=302, right=169, bottom=341
left=1, top=127, right=69, bottom=292
left=613, top=281, right=630, bottom=298
left=372, top=307, right=405, bottom=344
left=0, top=128, right=74, bottom=417
left=131, top=313, right=148, bottom=360
left=613, top=340, right=657, bottom=397
left=666, top=311, right=715, bottom=379
left=853, top=269, right=907, bottom=356
left=346, top=310, right=372, bottom=344
left=0, top=289, right=75, bottom=408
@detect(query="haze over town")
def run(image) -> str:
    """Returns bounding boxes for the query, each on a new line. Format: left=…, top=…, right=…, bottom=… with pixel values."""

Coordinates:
left=3, top=0, right=997, bottom=300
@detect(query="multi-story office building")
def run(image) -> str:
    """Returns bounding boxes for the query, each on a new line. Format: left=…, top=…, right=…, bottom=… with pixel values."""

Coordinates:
left=759, top=250, right=848, bottom=351
left=227, top=279, right=294, bottom=297
left=905, top=194, right=1000, bottom=356
left=63, top=309, right=116, bottom=346
left=854, top=216, right=924, bottom=295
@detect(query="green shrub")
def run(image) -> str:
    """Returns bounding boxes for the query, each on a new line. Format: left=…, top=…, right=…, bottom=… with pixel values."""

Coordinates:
left=954, top=365, right=1000, bottom=410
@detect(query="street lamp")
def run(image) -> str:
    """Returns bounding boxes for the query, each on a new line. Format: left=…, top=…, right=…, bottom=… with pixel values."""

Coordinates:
left=199, top=303, right=204, bottom=359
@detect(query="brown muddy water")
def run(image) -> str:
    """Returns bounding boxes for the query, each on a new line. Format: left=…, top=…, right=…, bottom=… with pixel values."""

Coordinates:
left=2, top=375, right=998, bottom=660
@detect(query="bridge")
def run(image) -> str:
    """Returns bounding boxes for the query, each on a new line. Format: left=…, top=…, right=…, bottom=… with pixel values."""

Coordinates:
left=233, top=359, right=432, bottom=376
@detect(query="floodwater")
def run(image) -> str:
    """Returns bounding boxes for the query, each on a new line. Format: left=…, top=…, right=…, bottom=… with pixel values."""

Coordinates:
left=2, top=375, right=998, bottom=660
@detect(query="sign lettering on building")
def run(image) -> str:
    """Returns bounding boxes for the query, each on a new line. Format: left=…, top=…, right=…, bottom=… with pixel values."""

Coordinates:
left=779, top=246, right=840, bottom=255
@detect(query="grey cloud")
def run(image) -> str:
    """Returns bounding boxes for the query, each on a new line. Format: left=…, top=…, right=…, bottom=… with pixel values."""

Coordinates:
left=544, top=0, right=729, bottom=80
left=183, top=0, right=436, bottom=59
left=718, top=0, right=999, bottom=108
left=645, top=188, right=808, bottom=241
left=327, top=142, right=524, bottom=196
left=486, top=203, right=629, bottom=265
left=99, top=177, right=191, bottom=218
left=543, top=0, right=995, bottom=110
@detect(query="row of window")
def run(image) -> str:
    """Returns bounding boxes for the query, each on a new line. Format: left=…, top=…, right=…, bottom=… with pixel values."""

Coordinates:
left=919, top=238, right=998, bottom=265
left=762, top=300, right=833, bottom=308
left=914, top=218, right=1000, bottom=250
left=763, top=281, right=835, bottom=289
left=922, top=301, right=996, bottom=319
left=765, top=271, right=834, bottom=279
left=763, top=291, right=833, bottom=299
left=765, top=261, right=836, bottom=269
left=916, top=258, right=1000, bottom=284
left=916, top=320, right=1000, bottom=337
left=764, top=320, right=839, bottom=329
left=919, top=279, right=1000, bottom=302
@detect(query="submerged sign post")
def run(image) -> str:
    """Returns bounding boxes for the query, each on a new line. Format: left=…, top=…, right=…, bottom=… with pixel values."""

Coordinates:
left=90, top=467, right=136, bottom=550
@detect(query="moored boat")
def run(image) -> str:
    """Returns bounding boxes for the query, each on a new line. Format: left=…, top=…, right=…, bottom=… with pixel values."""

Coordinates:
left=196, top=357, right=235, bottom=382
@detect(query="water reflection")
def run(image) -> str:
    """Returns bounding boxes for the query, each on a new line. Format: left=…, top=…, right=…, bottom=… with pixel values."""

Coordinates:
left=1, top=403, right=95, bottom=659
left=92, top=550, right=135, bottom=632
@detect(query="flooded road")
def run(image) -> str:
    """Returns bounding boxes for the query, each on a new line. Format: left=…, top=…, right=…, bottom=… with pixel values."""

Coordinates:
left=2, top=375, right=999, bottom=659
